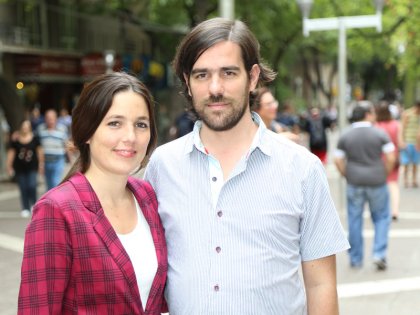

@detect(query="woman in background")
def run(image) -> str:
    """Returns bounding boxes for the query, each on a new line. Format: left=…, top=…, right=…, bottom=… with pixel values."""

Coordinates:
left=18, top=72, right=167, bottom=314
left=376, top=101, right=402, bottom=220
left=6, top=119, right=44, bottom=217
left=252, top=87, right=300, bottom=142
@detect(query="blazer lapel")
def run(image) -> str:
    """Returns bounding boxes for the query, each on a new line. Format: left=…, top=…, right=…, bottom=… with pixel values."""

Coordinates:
left=68, top=173, right=142, bottom=307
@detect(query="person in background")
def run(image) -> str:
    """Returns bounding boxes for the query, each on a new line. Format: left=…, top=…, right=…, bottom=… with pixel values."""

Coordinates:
left=168, top=110, right=196, bottom=139
left=375, top=101, right=402, bottom=221
left=6, top=120, right=44, bottom=218
left=37, top=108, right=69, bottom=190
left=276, top=101, right=300, bottom=134
left=145, top=17, right=349, bottom=315
left=18, top=72, right=167, bottom=314
left=251, top=87, right=300, bottom=142
left=334, top=104, right=395, bottom=271
left=399, top=100, right=420, bottom=188
left=305, top=106, right=334, bottom=164
left=29, top=106, right=44, bottom=133
left=58, top=106, right=72, bottom=136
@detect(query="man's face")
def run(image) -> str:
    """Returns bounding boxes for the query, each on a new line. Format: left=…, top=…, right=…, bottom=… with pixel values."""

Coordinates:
left=185, top=41, right=259, bottom=132
left=45, top=110, right=57, bottom=129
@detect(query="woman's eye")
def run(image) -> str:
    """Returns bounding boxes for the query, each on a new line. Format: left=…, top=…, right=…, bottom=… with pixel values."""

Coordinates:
left=108, top=121, right=120, bottom=127
left=137, top=122, right=149, bottom=129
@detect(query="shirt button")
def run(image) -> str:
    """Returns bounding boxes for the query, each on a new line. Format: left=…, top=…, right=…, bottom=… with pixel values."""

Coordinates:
left=214, top=285, right=219, bottom=292
left=212, top=176, right=217, bottom=182
left=217, top=211, right=223, bottom=217
left=216, top=246, right=221, bottom=253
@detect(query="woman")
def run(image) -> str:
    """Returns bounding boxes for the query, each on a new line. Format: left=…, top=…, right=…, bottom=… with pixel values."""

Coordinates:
left=6, top=119, right=44, bottom=218
left=18, top=72, right=167, bottom=314
left=252, top=87, right=300, bottom=142
left=375, top=101, right=401, bottom=220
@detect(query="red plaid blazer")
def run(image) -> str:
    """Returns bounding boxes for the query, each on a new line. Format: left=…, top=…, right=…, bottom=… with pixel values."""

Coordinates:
left=18, top=172, right=167, bottom=315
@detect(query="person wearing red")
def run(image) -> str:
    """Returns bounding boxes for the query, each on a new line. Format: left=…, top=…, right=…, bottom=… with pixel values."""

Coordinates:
left=375, top=101, right=402, bottom=220
left=18, top=72, right=167, bottom=314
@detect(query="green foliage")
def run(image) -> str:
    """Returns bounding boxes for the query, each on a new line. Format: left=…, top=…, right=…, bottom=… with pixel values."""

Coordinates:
left=71, top=0, right=420, bottom=103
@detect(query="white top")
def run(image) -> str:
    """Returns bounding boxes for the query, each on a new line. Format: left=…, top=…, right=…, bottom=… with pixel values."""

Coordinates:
left=117, top=196, right=157, bottom=311
left=145, top=112, right=349, bottom=315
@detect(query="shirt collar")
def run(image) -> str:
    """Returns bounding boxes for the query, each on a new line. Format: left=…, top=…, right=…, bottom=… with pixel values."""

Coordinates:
left=188, top=111, right=272, bottom=157
left=351, top=121, right=373, bottom=128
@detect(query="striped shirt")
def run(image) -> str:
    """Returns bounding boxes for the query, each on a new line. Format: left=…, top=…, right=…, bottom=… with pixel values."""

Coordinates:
left=145, top=112, right=349, bottom=315
left=37, top=123, right=68, bottom=156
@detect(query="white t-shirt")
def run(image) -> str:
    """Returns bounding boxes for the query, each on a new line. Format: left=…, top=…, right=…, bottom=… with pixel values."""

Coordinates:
left=117, top=196, right=157, bottom=311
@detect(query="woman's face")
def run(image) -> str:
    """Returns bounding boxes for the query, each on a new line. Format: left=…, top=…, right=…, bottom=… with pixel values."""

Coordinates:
left=257, top=91, right=278, bottom=122
left=20, top=120, right=32, bottom=133
left=86, top=90, right=151, bottom=177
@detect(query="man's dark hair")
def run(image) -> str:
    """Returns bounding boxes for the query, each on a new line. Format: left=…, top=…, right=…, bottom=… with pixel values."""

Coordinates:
left=351, top=105, right=372, bottom=123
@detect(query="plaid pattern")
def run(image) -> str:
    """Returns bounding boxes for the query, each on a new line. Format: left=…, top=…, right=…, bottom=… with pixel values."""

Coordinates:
left=18, top=172, right=167, bottom=315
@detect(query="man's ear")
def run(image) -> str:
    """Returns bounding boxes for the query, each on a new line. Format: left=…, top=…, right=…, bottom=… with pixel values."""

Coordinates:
left=183, top=73, right=192, bottom=96
left=249, top=64, right=260, bottom=91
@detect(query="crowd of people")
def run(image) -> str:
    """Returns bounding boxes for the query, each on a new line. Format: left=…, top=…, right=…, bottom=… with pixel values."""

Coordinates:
left=4, top=16, right=419, bottom=315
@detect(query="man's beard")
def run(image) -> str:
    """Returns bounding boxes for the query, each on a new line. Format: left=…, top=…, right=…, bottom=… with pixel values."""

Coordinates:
left=193, top=91, right=250, bottom=132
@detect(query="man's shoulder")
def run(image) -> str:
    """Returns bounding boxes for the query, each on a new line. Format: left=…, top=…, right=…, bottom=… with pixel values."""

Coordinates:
left=153, top=134, right=192, bottom=157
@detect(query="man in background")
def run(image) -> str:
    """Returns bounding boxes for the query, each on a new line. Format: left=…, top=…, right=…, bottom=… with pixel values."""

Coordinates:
left=334, top=104, right=395, bottom=271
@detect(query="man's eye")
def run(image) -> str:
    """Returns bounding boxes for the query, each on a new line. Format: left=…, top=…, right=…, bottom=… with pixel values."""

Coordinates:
left=194, top=73, right=207, bottom=80
left=225, top=71, right=236, bottom=77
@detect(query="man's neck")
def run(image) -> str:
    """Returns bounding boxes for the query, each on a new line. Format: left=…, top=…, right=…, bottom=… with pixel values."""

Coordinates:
left=200, top=111, right=258, bottom=180
left=200, top=111, right=257, bottom=155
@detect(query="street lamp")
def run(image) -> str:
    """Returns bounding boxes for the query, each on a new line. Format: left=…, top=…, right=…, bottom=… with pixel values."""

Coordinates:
left=296, top=0, right=384, bottom=131
left=104, top=50, right=115, bottom=74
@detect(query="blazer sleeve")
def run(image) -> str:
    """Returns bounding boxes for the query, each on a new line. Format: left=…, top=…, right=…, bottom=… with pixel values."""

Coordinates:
left=18, top=197, right=72, bottom=314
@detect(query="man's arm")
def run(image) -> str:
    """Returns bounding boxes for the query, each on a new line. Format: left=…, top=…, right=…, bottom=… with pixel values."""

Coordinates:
left=334, top=156, right=346, bottom=177
left=302, top=255, right=339, bottom=315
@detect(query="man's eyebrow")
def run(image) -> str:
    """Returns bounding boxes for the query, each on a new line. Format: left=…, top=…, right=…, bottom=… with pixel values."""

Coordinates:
left=191, top=66, right=241, bottom=75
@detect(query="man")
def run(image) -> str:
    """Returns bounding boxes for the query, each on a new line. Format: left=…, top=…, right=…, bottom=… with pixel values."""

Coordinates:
left=145, top=18, right=349, bottom=315
left=400, top=100, right=420, bottom=187
left=37, top=109, right=69, bottom=190
left=334, top=104, right=395, bottom=271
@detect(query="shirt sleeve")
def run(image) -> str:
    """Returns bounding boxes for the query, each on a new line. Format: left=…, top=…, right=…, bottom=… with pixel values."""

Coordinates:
left=299, top=159, right=350, bottom=261
left=18, top=198, right=71, bottom=314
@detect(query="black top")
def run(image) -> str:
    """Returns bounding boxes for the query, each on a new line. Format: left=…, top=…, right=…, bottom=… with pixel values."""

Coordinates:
left=10, top=136, right=41, bottom=173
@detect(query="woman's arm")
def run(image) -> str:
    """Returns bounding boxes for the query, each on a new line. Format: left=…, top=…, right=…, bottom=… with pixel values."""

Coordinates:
left=6, top=148, right=15, bottom=177
left=18, top=198, right=71, bottom=314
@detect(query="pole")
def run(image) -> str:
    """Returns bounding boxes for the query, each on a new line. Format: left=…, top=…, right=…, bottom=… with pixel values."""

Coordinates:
left=338, top=18, right=347, bottom=131
left=338, top=18, right=347, bottom=212
left=219, top=0, right=234, bottom=20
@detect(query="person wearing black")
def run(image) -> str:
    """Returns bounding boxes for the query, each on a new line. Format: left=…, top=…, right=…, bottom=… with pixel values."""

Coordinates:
left=6, top=119, right=44, bottom=217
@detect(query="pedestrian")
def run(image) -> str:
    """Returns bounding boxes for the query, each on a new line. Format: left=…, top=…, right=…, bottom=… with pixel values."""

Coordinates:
left=399, top=100, right=420, bottom=188
left=304, top=106, right=334, bottom=164
left=168, top=110, right=196, bottom=139
left=375, top=101, right=402, bottom=221
left=252, top=87, right=300, bottom=142
left=37, top=108, right=69, bottom=190
left=18, top=72, right=167, bottom=314
left=145, top=17, right=349, bottom=315
left=334, top=104, right=395, bottom=271
left=6, top=119, right=44, bottom=218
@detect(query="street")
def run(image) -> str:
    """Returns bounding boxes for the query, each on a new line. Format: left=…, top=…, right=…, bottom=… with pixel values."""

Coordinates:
left=1, top=134, right=420, bottom=314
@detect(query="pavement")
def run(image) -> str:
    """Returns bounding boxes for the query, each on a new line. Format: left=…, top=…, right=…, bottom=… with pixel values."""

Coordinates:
left=1, top=130, right=420, bottom=314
